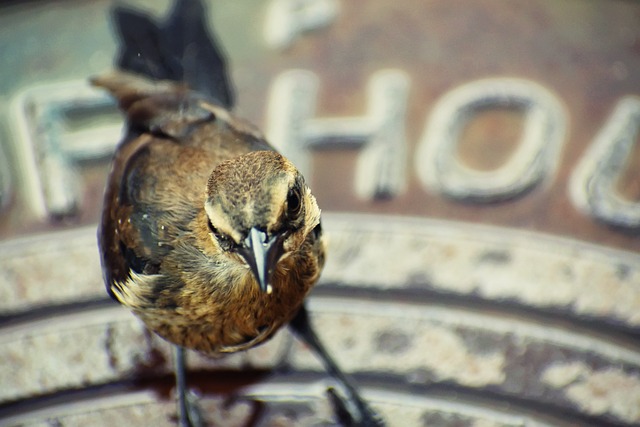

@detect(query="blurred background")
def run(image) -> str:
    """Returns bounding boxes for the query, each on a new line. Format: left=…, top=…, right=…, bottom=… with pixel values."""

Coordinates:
left=1, top=0, right=640, bottom=426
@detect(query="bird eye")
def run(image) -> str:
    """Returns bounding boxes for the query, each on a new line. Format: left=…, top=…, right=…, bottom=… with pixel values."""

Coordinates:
left=208, top=219, right=233, bottom=251
left=287, top=188, right=302, bottom=218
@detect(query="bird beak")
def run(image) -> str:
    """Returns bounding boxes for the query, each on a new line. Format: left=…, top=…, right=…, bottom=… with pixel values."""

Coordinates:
left=238, top=227, right=285, bottom=294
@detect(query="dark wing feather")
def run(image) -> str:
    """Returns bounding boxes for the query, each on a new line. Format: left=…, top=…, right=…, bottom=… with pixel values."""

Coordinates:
left=111, top=8, right=181, bottom=83
left=112, top=0, right=235, bottom=108
left=96, top=77, right=213, bottom=299
left=164, top=0, right=235, bottom=107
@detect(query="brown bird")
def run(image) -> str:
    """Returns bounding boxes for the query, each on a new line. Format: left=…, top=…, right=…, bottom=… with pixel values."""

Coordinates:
left=95, top=71, right=323, bottom=355
left=96, top=1, right=384, bottom=426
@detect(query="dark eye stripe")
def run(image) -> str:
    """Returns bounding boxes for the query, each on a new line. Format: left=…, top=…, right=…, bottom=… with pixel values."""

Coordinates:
left=207, top=219, right=234, bottom=251
left=312, top=222, right=322, bottom=239
left=207, top=218, right=217, bottom=234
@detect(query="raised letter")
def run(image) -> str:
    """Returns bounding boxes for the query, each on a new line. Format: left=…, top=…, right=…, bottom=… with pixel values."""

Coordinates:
left=264, top=0, right=339, bottom=49
left=267, top=69, right=409, bottom=199
left=416, top=78, right=566, bottom=202
left=570, top=97, right=640, bottom=228
left=11, top=81, right=122, bottom=219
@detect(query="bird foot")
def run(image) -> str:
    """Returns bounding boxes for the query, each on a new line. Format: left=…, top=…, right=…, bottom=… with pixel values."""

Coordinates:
left=326, top=387, right=386, bottom=427
left=177, top=389, right=206, bottom=427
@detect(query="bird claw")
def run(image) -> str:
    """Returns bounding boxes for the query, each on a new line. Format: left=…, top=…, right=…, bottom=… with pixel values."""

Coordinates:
left=177, top=389, right=206, bottom=427
left=326, top=387, right=386, bottom=427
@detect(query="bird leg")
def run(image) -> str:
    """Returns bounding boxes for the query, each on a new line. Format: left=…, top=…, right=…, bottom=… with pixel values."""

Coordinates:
left=174, top=346, right=205, bottom=427
left=289, top=305, right=386, bottom=427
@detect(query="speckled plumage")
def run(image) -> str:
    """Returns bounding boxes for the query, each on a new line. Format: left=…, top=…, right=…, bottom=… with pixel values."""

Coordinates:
left=95, top=71, right=325, bottom=355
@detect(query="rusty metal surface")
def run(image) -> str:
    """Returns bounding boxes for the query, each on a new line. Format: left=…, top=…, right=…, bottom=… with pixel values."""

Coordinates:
left=1, top=0, right=640, bottom=426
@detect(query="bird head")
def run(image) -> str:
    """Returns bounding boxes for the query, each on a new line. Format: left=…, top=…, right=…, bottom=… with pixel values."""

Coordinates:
left=204, top=151, right=322, bottom=294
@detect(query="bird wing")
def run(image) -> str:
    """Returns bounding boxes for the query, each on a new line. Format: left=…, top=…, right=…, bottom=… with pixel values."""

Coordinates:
left=112, top=0, right=235, bottom=108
